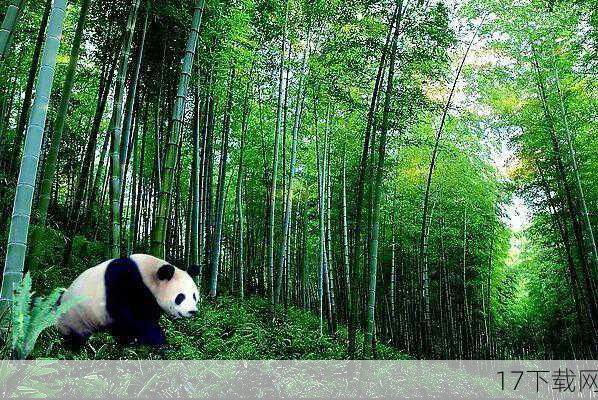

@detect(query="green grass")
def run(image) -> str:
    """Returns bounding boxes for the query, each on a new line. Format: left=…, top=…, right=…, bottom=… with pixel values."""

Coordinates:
left=29, top=296, right=409, bottom=360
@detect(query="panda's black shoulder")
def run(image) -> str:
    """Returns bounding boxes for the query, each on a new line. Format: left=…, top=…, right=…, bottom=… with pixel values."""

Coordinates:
left=104, top=257, right=161, bottom=321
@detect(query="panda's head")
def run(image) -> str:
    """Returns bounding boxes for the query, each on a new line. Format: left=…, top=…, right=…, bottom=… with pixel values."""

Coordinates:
left=132, top=254, right=200, bottom=319
left=154, top=264, right=200, bottom=318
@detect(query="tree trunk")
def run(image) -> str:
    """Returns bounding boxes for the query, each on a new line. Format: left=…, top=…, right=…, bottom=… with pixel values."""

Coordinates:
left=462, top=207, right=473, bottom=357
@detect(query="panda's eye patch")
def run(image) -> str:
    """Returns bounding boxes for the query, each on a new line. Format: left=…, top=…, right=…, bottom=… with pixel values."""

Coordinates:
left=175, top=293, right=185, bottom=305
left=193, top=293, right=196, bottom=301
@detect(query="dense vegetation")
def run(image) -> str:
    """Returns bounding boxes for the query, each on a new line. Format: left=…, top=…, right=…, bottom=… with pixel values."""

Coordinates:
left=0, top=0, right=596, bottom=359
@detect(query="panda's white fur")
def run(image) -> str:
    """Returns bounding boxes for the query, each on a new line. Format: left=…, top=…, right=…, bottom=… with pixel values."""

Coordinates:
left=56, top=254, right=199, bottom=345
left=56, top=258, right=112, bottom=337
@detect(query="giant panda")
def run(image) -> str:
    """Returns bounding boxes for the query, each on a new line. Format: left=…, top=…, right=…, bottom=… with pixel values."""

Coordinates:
left=56, top=254, right=200, bottom=346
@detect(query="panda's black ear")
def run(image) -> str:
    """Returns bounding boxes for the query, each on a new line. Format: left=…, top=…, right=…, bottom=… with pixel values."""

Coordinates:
left=157, top=264, right=175, bottom=281
left=188, top=264, right=200, bottom=277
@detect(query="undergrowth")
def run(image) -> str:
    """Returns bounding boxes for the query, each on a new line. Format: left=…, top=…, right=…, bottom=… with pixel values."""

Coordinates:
left=29, top=296, right=409, bottom=360
left=1, top=226, right=408, bottom=360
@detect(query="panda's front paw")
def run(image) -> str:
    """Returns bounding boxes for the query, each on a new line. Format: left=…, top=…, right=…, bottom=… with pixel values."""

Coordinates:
left=137, top=327, right=166, bottom=346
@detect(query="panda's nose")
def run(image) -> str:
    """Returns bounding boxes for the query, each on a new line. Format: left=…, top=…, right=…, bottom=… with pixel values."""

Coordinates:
left=188, top=310, right=197, bottom=316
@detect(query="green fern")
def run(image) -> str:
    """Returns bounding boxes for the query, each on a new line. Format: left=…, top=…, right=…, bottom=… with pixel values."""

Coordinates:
left=9, top=273, right=80, bottom=359
left=10, top=272, right=33, bottom=355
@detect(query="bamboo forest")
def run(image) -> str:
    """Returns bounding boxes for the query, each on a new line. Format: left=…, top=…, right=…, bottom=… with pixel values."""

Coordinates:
left=0, top=0, right=595, bottom=361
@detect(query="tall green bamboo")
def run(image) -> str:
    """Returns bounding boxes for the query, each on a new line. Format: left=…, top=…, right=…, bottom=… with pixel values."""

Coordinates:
left=364, top=0, right=401, bottom=358
left=236, top=78, right=251, bottom=300
left=0, top=0, right=69, bottom=316
left=208, top=69, right=234, bottom=298
left=531, top=51, right=598, bottom=334
left=341, top=140, right=352, bottom=346
left=150, top=0, right=205, bottom=258
left=348, top=4, right=398, bottom=358
left=275, top=32, right=309, bottom=303
left=418, top=18, right=481, bottom=343
left=0, top=0, right=26, bottom=60
left=8, top=0, right=51, bottom=179
left=82, top=57, right=117, bottom=220
left=62, top=49, right=118, bottom=266
left=127, top=123, right=140, bottom=254
left=191, top=85, right=202, bottom=269
left=315, top=101, right=327, bottom=335
left=109, top=0, right=141, bottom=259
left=267, top=0, right=288, bottom=311
left=35, top=0, right=91, bottom=229
left=552, top=59, right=598, bottom=270
left=120, top=0, right=150, bottom=174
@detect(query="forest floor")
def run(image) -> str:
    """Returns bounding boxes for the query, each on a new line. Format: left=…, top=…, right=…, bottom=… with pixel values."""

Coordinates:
left=24, top=297, right=510, bottom=398
left=31, top=296, right=409, bottom=360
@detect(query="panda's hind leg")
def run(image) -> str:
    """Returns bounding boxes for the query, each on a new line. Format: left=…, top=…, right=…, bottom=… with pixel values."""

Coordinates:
left=63, top=332, right=88, bottom=352
left=111, top=317, right=166, bottom=346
